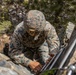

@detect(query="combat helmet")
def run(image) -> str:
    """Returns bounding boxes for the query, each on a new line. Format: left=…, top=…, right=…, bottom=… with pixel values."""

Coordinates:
left=24, top=10, right=46, bottom=34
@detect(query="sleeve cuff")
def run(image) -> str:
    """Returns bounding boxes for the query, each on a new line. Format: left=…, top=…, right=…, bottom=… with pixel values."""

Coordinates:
left=25, top=59, right=32, bottom=66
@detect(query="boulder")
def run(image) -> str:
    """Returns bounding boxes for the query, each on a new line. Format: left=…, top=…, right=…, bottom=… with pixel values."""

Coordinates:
left=0, top=53, right=10, bottom=61
left=0, top=67, right=18, bottom=75
left=0, top=53, right=34, bottom=75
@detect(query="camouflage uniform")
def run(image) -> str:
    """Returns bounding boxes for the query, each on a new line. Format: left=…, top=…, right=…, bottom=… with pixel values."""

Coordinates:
left=9, top=10, right=60, bottom=74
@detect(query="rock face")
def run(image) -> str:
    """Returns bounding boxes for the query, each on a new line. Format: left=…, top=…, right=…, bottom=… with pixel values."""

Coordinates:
left=66, top=22, right=75, bottom=39
left=68, top=49, right=76, bottom=66
left=0, top=53, right=34, bottom=75
left=64, top=22, right=76, bottom=66
left=0, top=53, right=10, bottom=61
left=0, top=67, right=18, bottom=75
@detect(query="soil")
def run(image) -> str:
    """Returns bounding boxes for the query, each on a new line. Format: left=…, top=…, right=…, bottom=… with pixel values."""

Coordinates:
left=0, top=34, right=10, bottom=52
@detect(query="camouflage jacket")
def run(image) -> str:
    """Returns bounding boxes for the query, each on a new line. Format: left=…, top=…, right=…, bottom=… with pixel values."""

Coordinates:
left=9, top=21, right=60, bottom=66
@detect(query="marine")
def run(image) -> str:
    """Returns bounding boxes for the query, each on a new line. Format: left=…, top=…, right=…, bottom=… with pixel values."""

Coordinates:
left=9, top=10, right=60, bottom=75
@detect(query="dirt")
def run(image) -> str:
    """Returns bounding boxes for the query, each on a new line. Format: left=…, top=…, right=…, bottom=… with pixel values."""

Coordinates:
left=0, top=34, right=10, bottom=52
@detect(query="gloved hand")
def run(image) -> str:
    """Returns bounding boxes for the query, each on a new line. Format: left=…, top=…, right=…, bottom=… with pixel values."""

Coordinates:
left=28, top=61, right=42, bottom=73
left=46, top=53, right=55, bottom=64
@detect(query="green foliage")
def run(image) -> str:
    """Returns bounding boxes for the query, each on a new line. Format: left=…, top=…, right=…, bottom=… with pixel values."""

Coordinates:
left=0, top=0, right=76, bottom=34
left=23, top=0, right=76, bottom=30
left=0, top=21, right=11, bottom=31
left=41, top=68, right=57, bottom=75
left=22, top=0, right=76, bottom=44
left=1, top=0, right=76, bottom=25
